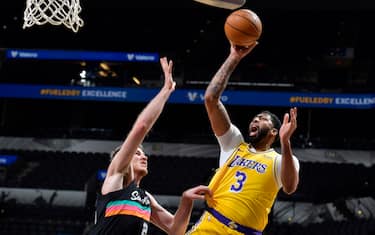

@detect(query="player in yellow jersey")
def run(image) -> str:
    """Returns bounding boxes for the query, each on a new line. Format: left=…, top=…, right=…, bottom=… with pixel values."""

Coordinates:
left=187, top=42, right=300, bottom=235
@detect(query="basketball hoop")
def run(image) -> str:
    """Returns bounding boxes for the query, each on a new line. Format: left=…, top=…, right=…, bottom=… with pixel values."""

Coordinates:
left=193, top=0, right=246, bottom=10
left=23, top=0, right=84, bottom=33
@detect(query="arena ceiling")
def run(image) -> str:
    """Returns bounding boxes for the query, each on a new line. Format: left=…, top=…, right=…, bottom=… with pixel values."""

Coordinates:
left=0, top=0, right=374, bottom=92
left=1, top=0, right=374, bottom=53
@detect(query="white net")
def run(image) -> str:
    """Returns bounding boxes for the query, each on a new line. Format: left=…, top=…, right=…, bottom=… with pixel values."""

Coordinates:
left=23, top=0, right=84, bottom=33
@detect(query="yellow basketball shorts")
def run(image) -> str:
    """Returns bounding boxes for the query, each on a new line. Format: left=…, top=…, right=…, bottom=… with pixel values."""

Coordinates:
left=186, top=211, right=245, bottom=235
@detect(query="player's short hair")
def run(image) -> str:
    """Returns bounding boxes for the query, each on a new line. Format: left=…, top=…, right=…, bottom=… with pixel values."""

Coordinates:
left=109, top=144, right=145, bottom=162
left=259, top=110, right=281, bottom=142
left=261, top=110, right=281, bottom=130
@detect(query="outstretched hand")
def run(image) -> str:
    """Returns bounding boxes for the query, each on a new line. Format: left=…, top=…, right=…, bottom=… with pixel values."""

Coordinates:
left=230, top=41, right=258, bottom=60
left=279, top=107, right=298, bottom=143
left=160, top=57, right=176, bottom=92
left=182, top=185, right=212, bottom=201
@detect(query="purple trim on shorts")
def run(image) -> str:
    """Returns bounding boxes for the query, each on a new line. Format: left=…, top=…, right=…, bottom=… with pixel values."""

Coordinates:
left=207, top=207, right=262, bottom=235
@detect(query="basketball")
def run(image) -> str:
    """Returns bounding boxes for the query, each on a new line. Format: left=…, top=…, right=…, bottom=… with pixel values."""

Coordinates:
left=224, top=9, right=262, bottom=46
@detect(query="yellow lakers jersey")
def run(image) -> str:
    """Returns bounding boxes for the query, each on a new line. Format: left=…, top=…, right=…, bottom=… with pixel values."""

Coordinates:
left=206, top=142, right=280, bottom=231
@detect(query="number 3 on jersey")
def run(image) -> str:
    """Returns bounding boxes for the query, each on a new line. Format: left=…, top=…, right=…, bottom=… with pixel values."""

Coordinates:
left=230, top=171, right=247, bottom=192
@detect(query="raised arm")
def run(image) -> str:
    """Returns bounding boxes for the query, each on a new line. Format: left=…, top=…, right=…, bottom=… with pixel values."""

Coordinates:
left=102, top=57, right=176, bottom=195
left=204, top=43, right=257, bottom=136
left=279, top=107, right=299, bottom=194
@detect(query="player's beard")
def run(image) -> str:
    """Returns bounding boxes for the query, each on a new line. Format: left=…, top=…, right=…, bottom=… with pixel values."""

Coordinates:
left=248, top=127, right=269, bottom=146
